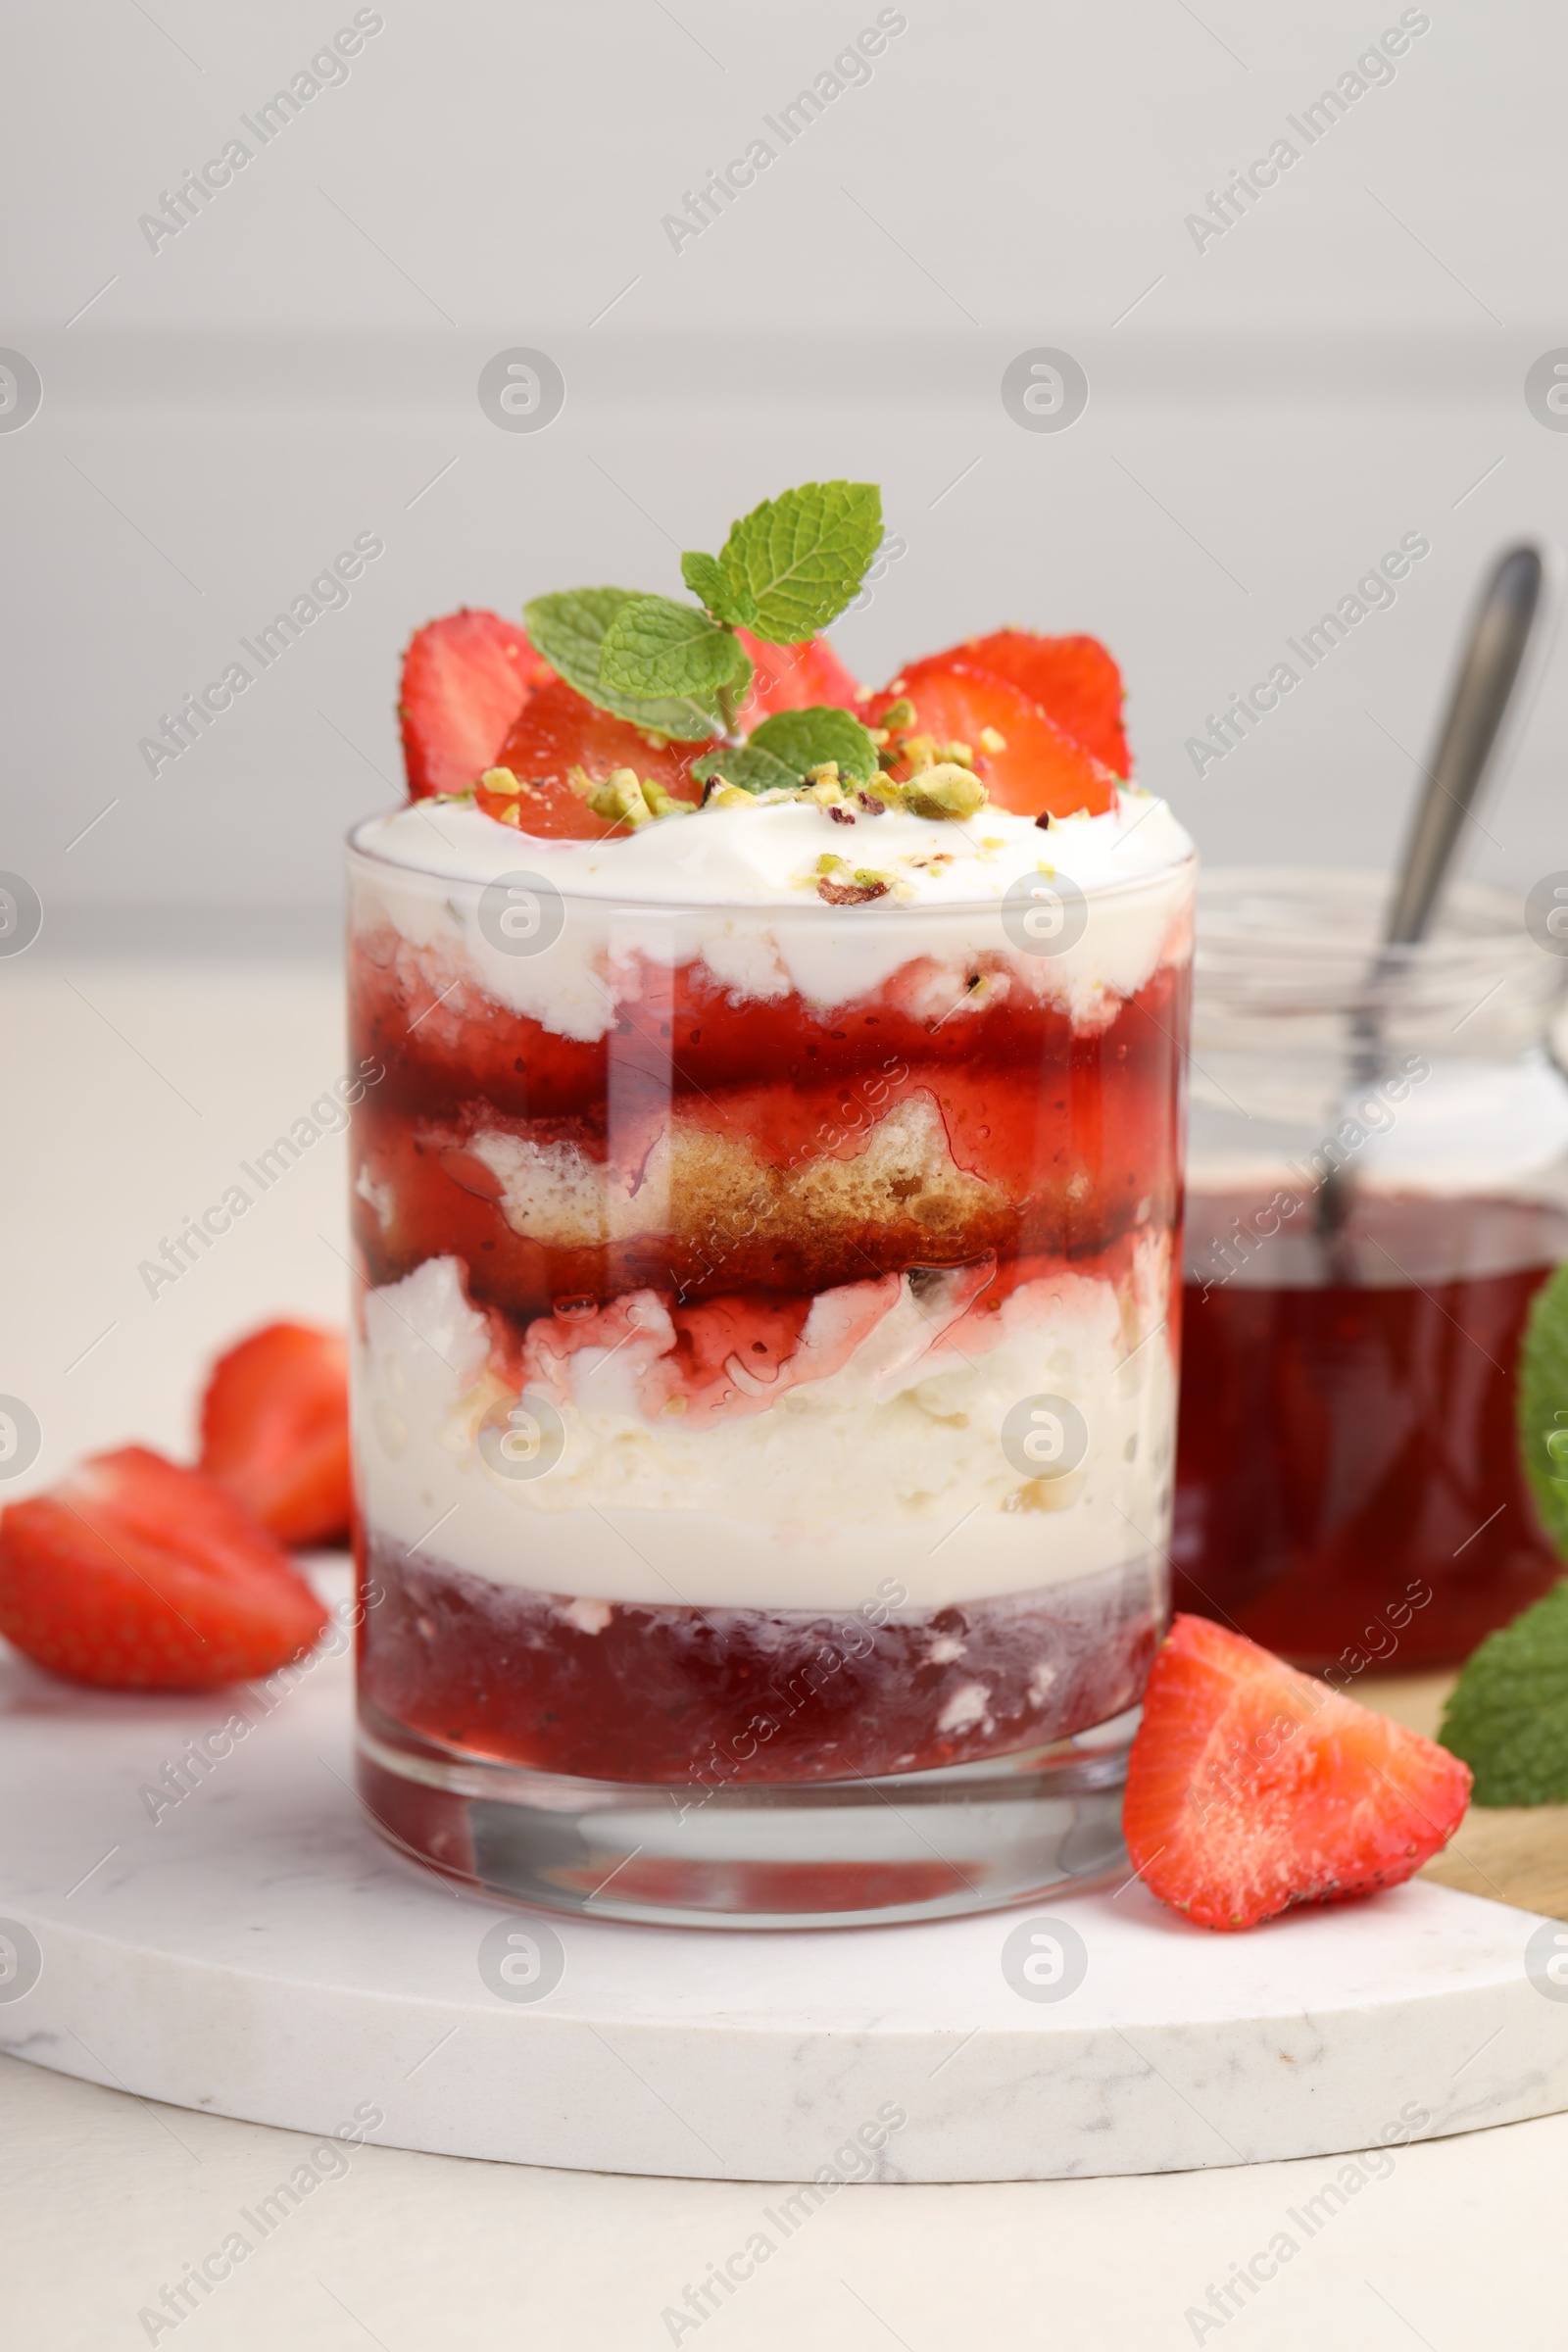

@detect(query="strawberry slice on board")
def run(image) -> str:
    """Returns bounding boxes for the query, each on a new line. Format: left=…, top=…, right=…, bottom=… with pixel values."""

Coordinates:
left=1123, top=1615, right=1472, bottom=1933
left=484, top=677, right=706, bottom=840
left=399, top=609, right=542, bottom=800
left=199, top=1322, right=352, bottom=1549
left=949, top=629, right=1130, bottom=777
left=0, top=1446, right=329, bottom=1690
left=870, top=659, right=1119, bottom=821
left=734, top=630, right=861, bottom=725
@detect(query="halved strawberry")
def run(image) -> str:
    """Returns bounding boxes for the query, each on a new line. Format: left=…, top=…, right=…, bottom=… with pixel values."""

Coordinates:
left=734, top=630, right=861, bottom=725
left=870, top=660, right=1119, bottom=821
left=944, top=630, right=1130, bottom=777
left=0, top=1446, right=328, bottom=1690
left=399, top=609, right=542, bottom=800
left=1124, top=1616, right=1471, bottom=1933
left=486, top=677, right=705, bottom=840
left=199, top=1322, right=351, bottom=1548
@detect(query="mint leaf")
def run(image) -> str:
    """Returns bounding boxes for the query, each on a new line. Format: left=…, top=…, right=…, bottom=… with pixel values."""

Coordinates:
left=599, top=595, right=751, bottom=704
left=717, top=482, right=883, bottom=644
left=523, top=588, right=721, bottom=742
left=681, top=550, right=756, bottom=628
left=690, top=740, right=800, bottom=794
left=1520, top=1261, right=1568, bottom=1557
left=691, top=705, right=882, bottom=795
left=751, top=706, right=880, bottom=784
left=524, top=586, right=633, bottom=694
left=1440, top=1581, right=1568, bottom=1804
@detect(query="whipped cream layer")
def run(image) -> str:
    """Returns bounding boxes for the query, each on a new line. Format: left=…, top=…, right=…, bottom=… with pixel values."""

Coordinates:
left=349, top=791, right=1195, bottom=1043
left=355, top=1250, right=1175, bottom=1610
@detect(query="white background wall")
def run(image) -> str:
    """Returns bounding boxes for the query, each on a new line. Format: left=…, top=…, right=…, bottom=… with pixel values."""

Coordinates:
left=5, top=0, right=1568, bottom=949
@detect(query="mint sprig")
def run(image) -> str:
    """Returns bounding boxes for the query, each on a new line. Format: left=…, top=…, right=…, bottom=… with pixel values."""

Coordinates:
left=1440, top=1582, right=1568, bottom=1804
left=692, top=706, right=881, bottom=795
left=524, top=480, right=882, bottom=740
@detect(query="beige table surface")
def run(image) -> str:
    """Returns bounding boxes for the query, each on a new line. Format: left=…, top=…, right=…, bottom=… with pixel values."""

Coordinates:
left=4, top=954, right=1567, bottom=2351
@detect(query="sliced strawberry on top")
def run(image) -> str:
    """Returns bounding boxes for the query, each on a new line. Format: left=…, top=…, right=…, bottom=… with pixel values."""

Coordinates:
left=199, top=1322, right=351, bottom=1549
left=871, top=659, right=1119, bottom=821
left=1123, top=1615, right=1472, bottom=1933
left=734, top=630, right=861, bottom=725
left=0, top=1446, right=328, bottom=1690
left=946, top=630, right=1130, bottom=777
left=486, top=677, right=706, bottom=839
left=399, top=609, right=542, bottom=800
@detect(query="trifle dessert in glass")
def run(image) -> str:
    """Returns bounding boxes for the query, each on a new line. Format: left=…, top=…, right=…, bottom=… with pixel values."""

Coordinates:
left=348, top=483, right=1195, bottom=1924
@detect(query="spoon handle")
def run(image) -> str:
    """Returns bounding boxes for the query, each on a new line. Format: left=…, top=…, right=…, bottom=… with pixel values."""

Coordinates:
left=1383, top=544, right=1545, bottom=948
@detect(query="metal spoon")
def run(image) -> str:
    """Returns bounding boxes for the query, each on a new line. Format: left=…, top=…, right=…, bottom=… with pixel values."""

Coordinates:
left=1315, top=543, right=1548, bottom=1269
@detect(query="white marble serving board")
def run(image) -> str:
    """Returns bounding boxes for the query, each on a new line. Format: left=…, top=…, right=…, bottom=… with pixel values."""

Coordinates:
left=3, top=1625, right=1567, bottom=2185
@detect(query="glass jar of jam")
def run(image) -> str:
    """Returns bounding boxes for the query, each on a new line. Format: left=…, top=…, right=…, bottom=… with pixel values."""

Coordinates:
left=1175, top=868, right=1568, bottom=1671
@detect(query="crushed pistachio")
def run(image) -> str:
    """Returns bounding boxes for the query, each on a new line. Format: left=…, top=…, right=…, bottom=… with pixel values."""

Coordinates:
left=900, top=733, right=938, bottom=773
left=881, top=696, right=915, bottom=729
left=935, top=740, right=974, bottom=768
left=497, top=803, right=522, bottom=826
left=585, top=766, right=654, bottom=826
left=640, top=777, right=689, bottom=818
left=979, top=726, right=1007, bottom=755
left=479, top=766, right=523, bottom=795
left=902, top=762, right=988, bottom=820
left=866, top=726, right=891, bottom=748
left=703, top=781, right=754, bottom=808
left=817, top=869, right=892, bottom=906
left=804, top=760, right=841, bottom=787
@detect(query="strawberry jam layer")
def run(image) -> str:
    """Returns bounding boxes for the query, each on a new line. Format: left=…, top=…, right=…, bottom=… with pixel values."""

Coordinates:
left=358, top=1534, right=1161, bottom=1785
left=349, top=934, right=1189, bottom=1319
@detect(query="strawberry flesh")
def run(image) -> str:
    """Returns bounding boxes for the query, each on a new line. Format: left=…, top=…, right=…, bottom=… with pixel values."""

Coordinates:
left=1123, top=1615, right=1472, bottom=1932
left=946, top=629, right=1130, bottom=777
left=734, top=630, right=861, bottom=725
left=0, top=1446, right=328, bottom=1690
left=199, top=1322, right=352, bottom=1548
left=399, top=609, right=541, bottom=800
left=486, top=677, right=705, bottom=839
left=871, top=659, right=1119, bottom=820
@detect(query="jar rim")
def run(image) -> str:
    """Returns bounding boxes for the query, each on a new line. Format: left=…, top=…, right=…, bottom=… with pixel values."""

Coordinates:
left=1199, top=865, right=1524, bottom=953
left=1194, top=865, right=1564, bottom=1028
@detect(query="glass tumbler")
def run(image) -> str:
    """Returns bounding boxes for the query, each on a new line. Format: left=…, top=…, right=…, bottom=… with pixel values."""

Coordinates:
left=1176, top=868, right=1568, bottom=1671
left=346, top=823, right=1194, bottom=1925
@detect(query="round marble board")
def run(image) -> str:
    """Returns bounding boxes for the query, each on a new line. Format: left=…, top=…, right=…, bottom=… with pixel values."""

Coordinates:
left=3, top=1617, right=1566, bottom=2184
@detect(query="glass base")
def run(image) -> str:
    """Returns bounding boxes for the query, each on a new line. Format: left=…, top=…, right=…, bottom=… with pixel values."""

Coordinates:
left=355, top=1701, right=1136, bottom=1929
